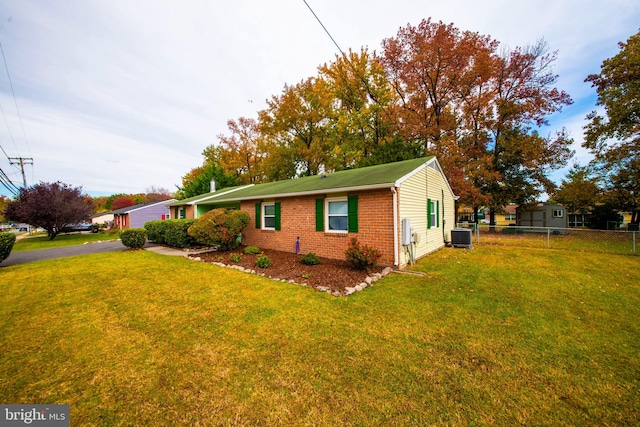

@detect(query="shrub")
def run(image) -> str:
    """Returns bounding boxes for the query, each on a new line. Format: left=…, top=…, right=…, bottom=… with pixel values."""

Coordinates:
left=229, top=253, right=242, bottom=263
left=144, top=220, right=168, bottom=244
left=164, top=219, right=198, bottom=248
left=0, top=232, right=16, bottom=263
left=256, top=253, right=271, bottom=268
left=188, top=209, right=250, bottom=250
left=300, top=252, right=321, bottom=266
left=120, top=228, right=147, bottom=249
left=345, top=238, right=381, bottom=271
left=244, top=245, right=261, bottom=254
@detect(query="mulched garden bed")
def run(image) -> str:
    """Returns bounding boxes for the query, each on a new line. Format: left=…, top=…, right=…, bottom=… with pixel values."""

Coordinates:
left=192, top=247, right=388, bottom=295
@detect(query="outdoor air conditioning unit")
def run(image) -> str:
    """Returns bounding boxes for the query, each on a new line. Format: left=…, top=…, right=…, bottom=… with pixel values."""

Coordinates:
left=451, top=228, right=473, bottom=249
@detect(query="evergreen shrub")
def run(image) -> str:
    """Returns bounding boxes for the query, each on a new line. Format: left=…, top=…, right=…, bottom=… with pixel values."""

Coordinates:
left=0, top=232, right=16, bottom=263
left=120, top=228, right=147, bottom=249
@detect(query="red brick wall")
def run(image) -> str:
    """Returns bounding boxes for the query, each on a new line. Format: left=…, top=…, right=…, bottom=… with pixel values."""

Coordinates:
left=240, top=188, right=396, bottom=265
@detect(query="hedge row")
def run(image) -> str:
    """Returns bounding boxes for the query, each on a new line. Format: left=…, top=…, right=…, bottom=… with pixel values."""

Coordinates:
left=0, top=232, right=16, bottom=263
left=144, top=219, right=198, bottom=248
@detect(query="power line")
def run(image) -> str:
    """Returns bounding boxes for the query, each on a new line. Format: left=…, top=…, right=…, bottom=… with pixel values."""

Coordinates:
left=0, top=166, right=20, bottom=195
left=302, top=0, right=344, bottom=55
left=0, top=39, right=32, bottom=157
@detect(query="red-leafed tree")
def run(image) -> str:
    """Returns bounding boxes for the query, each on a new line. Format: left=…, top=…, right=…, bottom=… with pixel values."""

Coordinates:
left=4, top=182, right=95, bottom=240
left=111, top=196, right=136, bottom=210
left=380, top=19, right=573, bottom=222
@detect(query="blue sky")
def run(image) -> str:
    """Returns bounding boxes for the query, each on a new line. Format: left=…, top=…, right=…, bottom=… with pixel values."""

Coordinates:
left=0, top=0, right=638, bottom=198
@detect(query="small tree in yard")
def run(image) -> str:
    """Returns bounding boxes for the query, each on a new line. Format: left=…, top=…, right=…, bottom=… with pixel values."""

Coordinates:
left=187, top=208, right=250, bottom=250
left=4, top=182, right=94, bottom=240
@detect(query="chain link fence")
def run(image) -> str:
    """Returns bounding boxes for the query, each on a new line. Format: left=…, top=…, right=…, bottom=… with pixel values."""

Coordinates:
left=455, top=224, right=638, bottom=256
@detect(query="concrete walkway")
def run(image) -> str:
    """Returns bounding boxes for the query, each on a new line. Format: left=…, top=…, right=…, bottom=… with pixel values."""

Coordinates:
left=1, top=241, right=207, bottom=267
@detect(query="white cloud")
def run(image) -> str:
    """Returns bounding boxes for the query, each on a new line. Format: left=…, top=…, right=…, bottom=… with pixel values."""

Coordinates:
left=0, top=0, right=638, bottom=197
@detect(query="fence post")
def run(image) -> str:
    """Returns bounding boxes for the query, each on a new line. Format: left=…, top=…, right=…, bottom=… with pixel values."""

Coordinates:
left=547, top=228, right=550, bottom=248
left=634, top=231, right=637, bottom=255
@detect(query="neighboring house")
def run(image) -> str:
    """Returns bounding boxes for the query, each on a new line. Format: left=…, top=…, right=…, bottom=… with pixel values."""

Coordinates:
left=90, top=211, right=114, bottom=226
left=568, top=211, right=589, bottom=228
left=516, top=203, right=568, bottom=228
left=112, top=199, right=176, bottom=230
left=494, top=204, right=517, bottom=226
left=168, top=157, right=457, bottom=268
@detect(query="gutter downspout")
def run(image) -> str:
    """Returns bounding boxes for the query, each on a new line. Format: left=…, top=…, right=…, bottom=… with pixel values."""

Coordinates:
left=392, top=186, right=399, bottom=267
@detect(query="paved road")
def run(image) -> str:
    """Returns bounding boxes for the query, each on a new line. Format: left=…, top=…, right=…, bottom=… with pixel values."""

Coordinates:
left=1, top=241, right=131, bottom=267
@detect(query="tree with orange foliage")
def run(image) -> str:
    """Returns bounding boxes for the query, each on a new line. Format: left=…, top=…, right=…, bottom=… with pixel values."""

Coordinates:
left=217, top=117, right=266, bottom=185
left=259, top=77, right=336, bottom=179
left=380, top=19, right=573, bottom=222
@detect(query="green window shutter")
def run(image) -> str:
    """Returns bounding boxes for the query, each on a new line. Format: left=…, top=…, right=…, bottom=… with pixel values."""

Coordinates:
left=437, top=200, right=440, bottom=228
left=274, top=202, right=281, bottom=230
left=255, top=202, right=261, bottom=229
left=427, top=198, right=432, bottom=228
left=348, top=195, right=358, bottom=233
left=315, top=198, right=324, bottom=231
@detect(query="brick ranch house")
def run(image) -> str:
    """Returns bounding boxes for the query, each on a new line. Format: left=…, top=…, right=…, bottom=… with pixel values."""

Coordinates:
left=168, top=157, right=457, bottom=268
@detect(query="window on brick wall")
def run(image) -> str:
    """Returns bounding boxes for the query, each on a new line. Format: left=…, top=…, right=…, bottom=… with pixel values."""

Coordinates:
left=316, top=195, right=358, bottom=233
left=255, top=202, right=280, bottom=230
left=327, top=198, right=348, bottom=232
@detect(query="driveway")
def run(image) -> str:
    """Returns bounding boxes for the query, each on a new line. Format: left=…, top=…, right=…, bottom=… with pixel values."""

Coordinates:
left=2, top=241, right=130, bottom=267
left=1, top=242, right=191, bottom=267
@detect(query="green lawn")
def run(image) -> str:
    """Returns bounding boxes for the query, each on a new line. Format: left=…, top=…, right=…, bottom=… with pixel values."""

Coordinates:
left=11, top=231, right=121, bottom=252
left=0, top=246, right=638, bottom=425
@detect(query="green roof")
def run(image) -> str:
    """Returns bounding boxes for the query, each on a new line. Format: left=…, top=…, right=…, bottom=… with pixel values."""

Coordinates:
left=168, top=185, right=252, bottom=206
left=171, top=157, right=436, bottom=205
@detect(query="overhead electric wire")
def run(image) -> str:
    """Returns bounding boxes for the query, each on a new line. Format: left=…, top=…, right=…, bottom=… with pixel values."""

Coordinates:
left=0, top=39, right=32, bottom=157
left=302, top=0, right=344, bottom=55
left=0, top=166, right=20, bottom=195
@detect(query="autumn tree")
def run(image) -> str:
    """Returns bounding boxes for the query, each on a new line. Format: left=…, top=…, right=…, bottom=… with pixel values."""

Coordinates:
left=380, top=20, right=573, bottom=222
left=0, top=195, right=10, bottom=224
left=4, top=182, right=95, bottom=240
left=319, top=48, right=402, bottom=168
left=111, top=196, right=136, bottom=210
left=259, top=77, right=336, bottom=179
left=483, top=41, right=573, bottom=222
left=217, top=117, right=266, bottom=184
left=380, top=19, right=501, bottom=217
left=550, top=164, right=601, bottom=216
left=584, top=30, right=640, bottom=225
left=178, top=145, right=237, bottom=199
left=144, top=186, right=174, bottom=202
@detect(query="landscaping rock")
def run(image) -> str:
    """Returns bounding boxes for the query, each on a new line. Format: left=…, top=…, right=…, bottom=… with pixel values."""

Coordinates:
left=344, top=287, right=357, bottom=296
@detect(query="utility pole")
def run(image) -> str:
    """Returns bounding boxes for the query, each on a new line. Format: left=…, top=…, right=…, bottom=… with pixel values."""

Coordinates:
left=8, top=157, right=33, bottom=187
left=9, top=157, right=33, bottom=234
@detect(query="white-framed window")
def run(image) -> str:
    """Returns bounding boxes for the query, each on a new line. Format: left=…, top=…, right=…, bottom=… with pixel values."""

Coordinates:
left=262, top=203, right=276, bottom=230
left=505, top=213, right=516, bottom=221
left=428, top=199, right=439, bottom=229
left=326, top=197, right=348, bottom=233
left=553, top=209, right=564, bottom=218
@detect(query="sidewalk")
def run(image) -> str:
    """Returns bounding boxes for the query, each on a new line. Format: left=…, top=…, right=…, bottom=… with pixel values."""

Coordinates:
left=143, top=243, right=217, bottom=258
